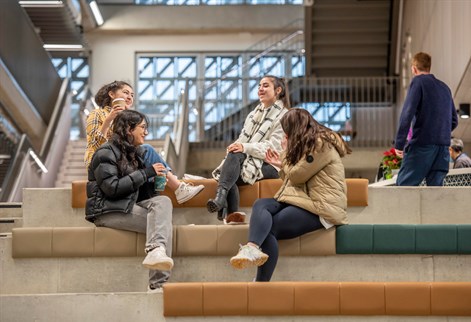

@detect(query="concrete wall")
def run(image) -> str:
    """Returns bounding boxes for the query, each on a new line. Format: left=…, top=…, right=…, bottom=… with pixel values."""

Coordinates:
left=401, top=0, right=471, bottom=96
left=86, top=5, right=303, bottom=92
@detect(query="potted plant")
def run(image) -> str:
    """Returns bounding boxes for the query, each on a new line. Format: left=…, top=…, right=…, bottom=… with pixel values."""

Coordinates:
left=381, top=148, right=402, bottom=179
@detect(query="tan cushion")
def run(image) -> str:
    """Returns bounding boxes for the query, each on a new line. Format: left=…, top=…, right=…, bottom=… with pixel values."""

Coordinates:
left=248, top=282, right=294, bottom=315
left=203, top=282, right=248, bottom=316
left=258, top=179, right=282, bottom=199
left=71, top=177, right=368, bottom=209
left=12, top=227, right=53, bottom=258
left=346, top=178, right=369, bottom=206
left=294, top=282, right=340, bottom=315
left=175, top=225, right=218, bottom=256
left=163, top=282, right=203, bottom=316
left=53, top=227, right=94, bottom=257
left=431, top=282, right=471, bottom=315
left=385, top=282, right=431, bottom=315
left=94, top=227, right=137, bottom=257
left=278, top=237, right=300, bottom=256
left=216, top=225, right=249, bottom=255
left=340, top=282, right=385, bottom=315
left=71, top=180, right=87, bottom=208
left=299, top=228, right=336, bottom=256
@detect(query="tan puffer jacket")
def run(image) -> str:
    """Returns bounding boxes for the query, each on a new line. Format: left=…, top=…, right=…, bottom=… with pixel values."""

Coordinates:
left=274, top=133, right=348, bottom=225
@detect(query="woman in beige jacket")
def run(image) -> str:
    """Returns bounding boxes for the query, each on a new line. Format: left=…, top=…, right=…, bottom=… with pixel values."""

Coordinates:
left=230, top=108, right=351, bottom=281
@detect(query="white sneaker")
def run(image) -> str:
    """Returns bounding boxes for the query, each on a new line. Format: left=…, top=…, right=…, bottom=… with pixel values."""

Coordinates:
left=142, top=246, right=174, bottom=271
left=230, top=244, right=268, bottom=269
left=175, top=182, right=204, bottom=204
left=147, top=285, right=163, bottom=293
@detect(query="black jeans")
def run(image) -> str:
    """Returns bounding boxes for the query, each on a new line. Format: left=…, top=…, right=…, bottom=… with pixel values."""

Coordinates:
left=218, top=152, right=279, bottom=214
left=248, top=198, right=323, bottom=281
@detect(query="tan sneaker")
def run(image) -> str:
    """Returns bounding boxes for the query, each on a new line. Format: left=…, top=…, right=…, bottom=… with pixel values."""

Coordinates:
left=175, top=182, right=204, bottom=204
left=142, top=246, right=174, bottom=271
left=230, top=244, right=268, bottom=269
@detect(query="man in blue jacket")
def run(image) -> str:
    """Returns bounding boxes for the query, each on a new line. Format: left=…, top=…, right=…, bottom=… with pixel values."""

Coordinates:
left=394, top=52, right=458, bottom=186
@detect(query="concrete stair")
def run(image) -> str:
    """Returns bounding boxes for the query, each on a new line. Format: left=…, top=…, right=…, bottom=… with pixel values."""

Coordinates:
left=306, top=0, right=391, bottom=77
left=2, top=186, right=471, bottom=321
left=0, top=203, right=22, bottom=234
left=54, top=139, right=167, bottom=187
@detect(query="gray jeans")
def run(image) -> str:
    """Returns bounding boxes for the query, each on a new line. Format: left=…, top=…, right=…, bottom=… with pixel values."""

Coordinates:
left=93, top=195, right=173, bottom=288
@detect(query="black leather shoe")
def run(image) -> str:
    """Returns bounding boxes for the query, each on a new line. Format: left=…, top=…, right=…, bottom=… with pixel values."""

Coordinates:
left=207, top=187, right=228, bottom=213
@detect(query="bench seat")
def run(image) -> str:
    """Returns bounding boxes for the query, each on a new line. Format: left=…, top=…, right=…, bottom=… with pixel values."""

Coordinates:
left=163, top=281, right=471, bottom=316
left=11, top=224, right=471, bottom=258
left=71, top=178, right=369, bottom=208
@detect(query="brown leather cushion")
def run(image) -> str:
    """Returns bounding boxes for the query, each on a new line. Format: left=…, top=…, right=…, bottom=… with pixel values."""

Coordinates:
left=71, top=178, right=368, bottom=208
left=163, top=282, right=471, bottom=316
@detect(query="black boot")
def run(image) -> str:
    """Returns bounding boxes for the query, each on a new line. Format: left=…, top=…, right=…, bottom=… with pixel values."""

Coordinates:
left=207, top=187, right=228, bottom=213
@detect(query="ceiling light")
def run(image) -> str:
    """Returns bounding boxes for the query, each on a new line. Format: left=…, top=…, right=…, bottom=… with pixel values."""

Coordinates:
left=89, top=0, right=104, bottom=26
left=43, top=44, right=84, bottom=51
left=459, top=103, right=470, bottom=119
left=19, top=1, right=63, bottom=7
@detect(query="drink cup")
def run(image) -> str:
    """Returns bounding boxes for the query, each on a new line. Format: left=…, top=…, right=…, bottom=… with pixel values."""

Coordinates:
left=154, top=171, right=167, bottom=192
left=111, top=98, right=125, bottom=109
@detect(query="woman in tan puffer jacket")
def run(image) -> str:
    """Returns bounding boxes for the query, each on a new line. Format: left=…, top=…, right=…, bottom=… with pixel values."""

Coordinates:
left=230, top=108, right=351, bottom=281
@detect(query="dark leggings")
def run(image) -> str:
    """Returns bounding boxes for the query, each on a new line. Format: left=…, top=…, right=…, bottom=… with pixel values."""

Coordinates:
left=249, top=198, right=324, bottom=281
left=219, top=152, right=279, bottom=214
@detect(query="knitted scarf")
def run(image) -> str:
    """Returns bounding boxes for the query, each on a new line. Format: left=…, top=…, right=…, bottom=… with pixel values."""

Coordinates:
left=213, top=100, right=286, bottom=185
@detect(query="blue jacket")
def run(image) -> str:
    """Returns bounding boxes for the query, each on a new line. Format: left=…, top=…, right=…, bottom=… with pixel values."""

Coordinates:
left=394, top=74, right=458, bottom=150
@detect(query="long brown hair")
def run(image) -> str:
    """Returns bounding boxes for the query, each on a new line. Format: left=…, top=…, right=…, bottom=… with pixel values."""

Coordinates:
left=281, top=108, right=351, bottom=166
left=263, top=75, right=291, bottom=109
left=94, top=80, right=132, bottom=108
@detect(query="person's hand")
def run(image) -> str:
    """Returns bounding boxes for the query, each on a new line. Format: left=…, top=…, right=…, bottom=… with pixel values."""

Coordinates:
left=265, top=148, right=282, bottom=168
left=152, top=163, right=168, bottom=176
left=395, top=149, right=404, bottom=158
left=227, top=142, right=244, bottom=153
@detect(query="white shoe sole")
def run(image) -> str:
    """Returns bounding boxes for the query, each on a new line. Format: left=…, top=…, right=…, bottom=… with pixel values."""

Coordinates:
left=142, top=259, right=174, bottom=271
left=230, top=254, right=268, bottom=269
left=176, top=185, right=205, bottom=204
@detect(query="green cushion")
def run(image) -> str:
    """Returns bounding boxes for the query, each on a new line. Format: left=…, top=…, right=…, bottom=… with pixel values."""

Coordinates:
left=415, top=225, right=457, bottom=254
left=457, top=225, right=471, bottom=254
left=373, top=225, right=416, bottom=254
left=336, top=225, right=373, bottom=254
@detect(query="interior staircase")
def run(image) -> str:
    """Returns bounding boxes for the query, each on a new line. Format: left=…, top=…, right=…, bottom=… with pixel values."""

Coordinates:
left=305, top=0, right=394, bottom=77
left=55, top=139, right=167, bottom=188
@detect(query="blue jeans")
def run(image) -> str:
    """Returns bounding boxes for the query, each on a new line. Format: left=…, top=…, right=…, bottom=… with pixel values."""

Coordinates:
left=396, top=144, right=449, bottom=186
left=142, top=144, right=171, bottom=171
left=248, top=198, right=323, bottom=281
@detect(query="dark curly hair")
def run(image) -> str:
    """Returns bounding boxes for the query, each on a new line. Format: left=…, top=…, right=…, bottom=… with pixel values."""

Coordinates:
left=94, top=80, right=132, bottom=108
left=281, top=108, right=351, bottom=166
left=110, top=110, right=149, bottom=175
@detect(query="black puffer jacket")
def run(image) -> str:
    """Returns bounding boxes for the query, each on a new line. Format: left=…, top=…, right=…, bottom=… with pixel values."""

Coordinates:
left=85, top=142, right=157, bottom=223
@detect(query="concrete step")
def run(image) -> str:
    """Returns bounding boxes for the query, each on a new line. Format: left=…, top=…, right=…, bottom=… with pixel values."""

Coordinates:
left=19, top=186, right=471, bottom=229
left=2, top=291, right=458, bottom=322
left=0, top=203, right=22, bottom=218
left=0, top=292, right=164, bottom=322
left=0, top=217, right=23, bottom=233
left=2, top=234, right=471, bottom=296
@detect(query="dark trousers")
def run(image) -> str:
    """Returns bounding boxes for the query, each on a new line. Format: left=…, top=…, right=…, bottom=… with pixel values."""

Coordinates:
left=219, top=152, right=279, bottom=213
left=248, top=198, right=323, bottom=281
left=396, top=144, right=449, bottom=186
